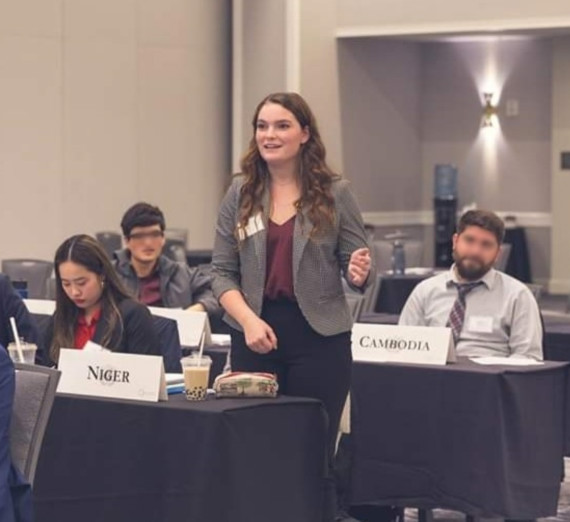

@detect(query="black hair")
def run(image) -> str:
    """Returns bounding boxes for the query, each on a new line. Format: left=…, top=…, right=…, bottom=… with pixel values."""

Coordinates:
left=457, top=210, right=505, bottom=245
left=120, top=202, right=166, bottom=238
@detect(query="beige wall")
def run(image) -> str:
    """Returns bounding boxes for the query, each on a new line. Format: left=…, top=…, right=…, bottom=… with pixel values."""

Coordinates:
left=337, top=38, right=422, bottom=211
left=550, top=36, right=570, bottom=293
left=0, top=0, right=230, bottom=261
left=0, top=0, right=64, bottom=261
left=420, top=39, right=552, bottom=212
left=420, top=39, right=552, bottom=283
left=335, top=0, right=570, bottom=34
left=233, top=0, right=344, bottom=172
left=234, top=2, right=561, bottom=286
left=298, top=0, right=343, bottom=172
left=292, top=2, right=561, bottom=286
left=233, top=0, right=287, bottom=170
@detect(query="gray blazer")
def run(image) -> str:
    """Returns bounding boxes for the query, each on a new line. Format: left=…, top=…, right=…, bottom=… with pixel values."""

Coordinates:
left=211, top=175, right=375, bottom=336
left=113, top=250, right=219, bottom=314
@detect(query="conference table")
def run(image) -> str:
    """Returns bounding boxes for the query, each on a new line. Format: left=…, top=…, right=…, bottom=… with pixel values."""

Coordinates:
left=31, top=312, right=570, bottom=521
left=33, top=393, right=327, bottom=522
left=349, top=357, right=568, bottom=518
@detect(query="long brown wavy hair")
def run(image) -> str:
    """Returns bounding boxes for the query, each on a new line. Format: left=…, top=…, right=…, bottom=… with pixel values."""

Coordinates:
left=238, top=92, right=338, bottom=238
left=50, top=234, right=132, bottom=363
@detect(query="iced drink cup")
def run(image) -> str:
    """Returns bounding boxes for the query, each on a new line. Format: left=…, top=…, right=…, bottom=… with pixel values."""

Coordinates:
left=181, top=354, right=212, bottom=400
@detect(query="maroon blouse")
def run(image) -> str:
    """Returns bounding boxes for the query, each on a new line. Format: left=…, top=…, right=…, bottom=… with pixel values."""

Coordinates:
left=264, top=216, right=296, bottom=301
left=138, top=271, right=163, bottom=307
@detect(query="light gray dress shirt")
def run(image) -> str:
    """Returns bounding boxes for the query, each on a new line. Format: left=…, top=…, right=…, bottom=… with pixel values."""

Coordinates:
left=398, top=266, right=543, bottom=360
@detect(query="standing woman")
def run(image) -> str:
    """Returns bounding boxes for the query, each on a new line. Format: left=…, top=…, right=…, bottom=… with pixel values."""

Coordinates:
left=212, top=92, right=373, bottom=522
left=44, top=234, right=161, bottom=366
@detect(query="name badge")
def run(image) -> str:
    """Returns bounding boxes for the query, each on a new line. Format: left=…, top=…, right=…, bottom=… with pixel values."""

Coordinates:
left=351, top=323, right=455, bottom=366
left=57, top=349, right=167, bottom=402
left=237, top=212, right=264, bottom=240
left=468, top=316, right=494, bottom=333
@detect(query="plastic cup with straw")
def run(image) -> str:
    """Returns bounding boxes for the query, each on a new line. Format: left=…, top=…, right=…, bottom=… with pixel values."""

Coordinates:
left=197, top=331, right=205, bottom=366
left=9, top=317, right=25, bottom=363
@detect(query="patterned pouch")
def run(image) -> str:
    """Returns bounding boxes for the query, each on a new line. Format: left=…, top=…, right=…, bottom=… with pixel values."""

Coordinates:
left=213, top=371, right=278, bottom=398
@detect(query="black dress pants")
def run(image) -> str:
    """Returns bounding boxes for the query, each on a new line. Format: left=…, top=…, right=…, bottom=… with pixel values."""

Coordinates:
left=230, top=299, right=352, bottom=522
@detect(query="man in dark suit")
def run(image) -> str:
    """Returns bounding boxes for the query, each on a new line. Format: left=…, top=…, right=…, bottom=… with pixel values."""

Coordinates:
left=0, top=347, right=33, bottom=522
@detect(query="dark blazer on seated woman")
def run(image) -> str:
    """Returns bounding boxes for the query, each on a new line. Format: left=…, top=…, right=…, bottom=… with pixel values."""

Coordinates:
left=0, top=347, right=34, bottom=522
left=43, top=298, right=161, bottom=366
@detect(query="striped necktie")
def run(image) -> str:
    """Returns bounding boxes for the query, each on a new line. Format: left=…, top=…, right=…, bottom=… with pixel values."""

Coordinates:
left=446, top=282, right=483, bottom=345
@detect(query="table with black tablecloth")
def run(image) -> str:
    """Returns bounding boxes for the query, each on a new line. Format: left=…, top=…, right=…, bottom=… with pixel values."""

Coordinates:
left=33, top=393, right=327, bottom=522
left=349, top=358, right=568, bottom=518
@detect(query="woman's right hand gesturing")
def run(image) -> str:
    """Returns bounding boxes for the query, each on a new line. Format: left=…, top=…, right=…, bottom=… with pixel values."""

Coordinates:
left=243, top=316, right=278, bottom=354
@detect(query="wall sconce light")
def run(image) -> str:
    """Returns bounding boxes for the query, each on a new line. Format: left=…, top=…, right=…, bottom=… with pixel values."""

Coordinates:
left=481, top=92, right=498, bottom=128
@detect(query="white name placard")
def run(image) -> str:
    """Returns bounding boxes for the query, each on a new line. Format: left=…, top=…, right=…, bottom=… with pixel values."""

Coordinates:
left=351, top=323, right=455, bottom=366
left=149, top=307, right=212, bottom=347
left=57, top=349, right=167, bottom=402
left=24, top=298, right=56, bottom=315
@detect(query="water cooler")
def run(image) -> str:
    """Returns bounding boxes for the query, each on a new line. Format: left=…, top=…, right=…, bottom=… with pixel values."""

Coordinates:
left=434, top=164, right=458, bottom=268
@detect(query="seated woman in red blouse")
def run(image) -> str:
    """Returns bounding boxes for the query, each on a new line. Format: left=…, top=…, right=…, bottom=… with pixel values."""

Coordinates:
left=43, top=235, right=161, bottom=366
